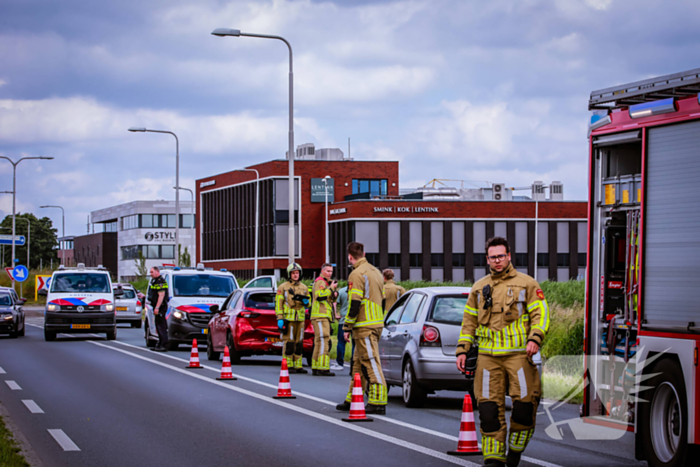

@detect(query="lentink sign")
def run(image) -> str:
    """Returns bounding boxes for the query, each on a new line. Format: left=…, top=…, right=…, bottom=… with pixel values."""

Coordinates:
left=311, top=178, right=335, bottom=203
left=373, top=206, right=439, bottom=213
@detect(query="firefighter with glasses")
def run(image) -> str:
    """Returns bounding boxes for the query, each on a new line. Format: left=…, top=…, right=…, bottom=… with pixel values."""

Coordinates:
left=276, top=263, right=310, bottom=374
left=456, top=237, right=549, bottom=467
left=336, top=242, right=388, bottom=415
left=310, top=263, right=339, bottom=376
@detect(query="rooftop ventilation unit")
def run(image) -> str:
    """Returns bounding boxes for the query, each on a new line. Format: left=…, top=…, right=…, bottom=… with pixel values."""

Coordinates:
left=532, top=181, right=545, bottom=201
left=492, top=183, right=506, bottom=201
left=550, top=181, right=564, bottom=200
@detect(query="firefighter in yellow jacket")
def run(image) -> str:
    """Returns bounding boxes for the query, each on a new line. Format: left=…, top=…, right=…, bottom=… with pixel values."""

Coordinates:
left=456, top=237, right=549, bottom=467
left=383, top=269, right=406, bottom=312
left=311, top=263, right=338, bottom=376
left=336, top=242, right=388, bottom=415
left=275, top=263, right=310, bottom=374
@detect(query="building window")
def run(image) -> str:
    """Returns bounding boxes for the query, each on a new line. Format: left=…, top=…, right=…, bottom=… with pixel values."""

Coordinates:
left=365, top=253, right=380, bottom=266
left=515, top=253, right=528, bottom=268
left=409, top=253, right=423, bottom=268
left=578, top=252, right=586, bottom=267
left=121, top=245, right=140, bottom=260
left=274, top=210, right=299, bottom=224
left=180, top=214, right=195, bottom=228
left=388, top=253, right=401, bottom=268
left=431, top=254, right=444, bottom=267
left=473, top=253, right=487, bottom=267
left=352, top=179, right=387, bottom=197
left=452, top=253, right=466, bottom=267
left=102, top=221, right=118, bottom=232
left=557, top=253, right=570, bottom=267
left=537, top=253, right=549, bottom=267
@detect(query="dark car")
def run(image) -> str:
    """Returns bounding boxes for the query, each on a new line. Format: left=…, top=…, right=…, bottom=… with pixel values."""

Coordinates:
left=0, top=291, right=25, bottom=338
left=206, top=288, right=314, bottom=365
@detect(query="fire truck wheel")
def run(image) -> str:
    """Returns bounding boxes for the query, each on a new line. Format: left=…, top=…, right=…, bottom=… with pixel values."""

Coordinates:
left=640, top=359, right=698, bottom=467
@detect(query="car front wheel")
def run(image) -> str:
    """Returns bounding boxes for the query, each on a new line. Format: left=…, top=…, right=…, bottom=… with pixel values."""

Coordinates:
left=207, top=332, right=221, bottom=361
left=403, top=359, right=428, bottom=408
left=106, top=329, right=117, bottom=340
left=227, top=332, right=241, bottom=365
left=44, top=329, right=56, bottom=341
left=144, top=320, right=157, bottom=348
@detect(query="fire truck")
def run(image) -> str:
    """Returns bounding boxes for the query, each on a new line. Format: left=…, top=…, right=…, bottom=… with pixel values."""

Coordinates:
left=584, top=68, right=700, bottom=466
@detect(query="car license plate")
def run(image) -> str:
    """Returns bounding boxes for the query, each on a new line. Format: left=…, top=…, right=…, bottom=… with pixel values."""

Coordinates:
left=71, top=324, right=90, bottom=329
left=201, top=328, right=208, bottom=334
left=116, top=307, right=128, bottom=311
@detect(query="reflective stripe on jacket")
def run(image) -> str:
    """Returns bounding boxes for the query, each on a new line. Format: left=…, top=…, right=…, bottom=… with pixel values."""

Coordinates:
left=344, top=258, right=385, bottom=330
left=311, top=276, right=336, bottom=319
left=275, top=280, right=308, bottom=321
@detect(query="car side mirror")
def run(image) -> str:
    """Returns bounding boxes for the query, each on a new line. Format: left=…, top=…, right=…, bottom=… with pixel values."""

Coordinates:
left=19, top=297, right=27, bottom=304
left=210, top=304, right=219, bottom=313
left=114, top=288, right=125, bottom=297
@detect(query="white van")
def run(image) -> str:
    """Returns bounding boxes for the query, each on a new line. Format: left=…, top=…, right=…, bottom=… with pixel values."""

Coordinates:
left=44, top=263, right=122, bottom=341
left=143, top=264, right=239, bottom=350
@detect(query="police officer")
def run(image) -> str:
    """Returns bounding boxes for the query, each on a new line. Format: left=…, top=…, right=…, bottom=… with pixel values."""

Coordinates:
left=310, top=263, right=338, bottom=376
left=456, top=237, right=549, bottom=467
left=276, top=263, right=310, bottom=374
left=336, top=242, right=387, bottom=415
left=148, top=266, right=169, bottom=352
left=382, top=269, right=405, bottom=312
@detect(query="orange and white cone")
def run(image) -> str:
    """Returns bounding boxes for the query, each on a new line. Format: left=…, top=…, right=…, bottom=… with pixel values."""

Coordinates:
left=342, top=373, right=373, bottom=423
left=273, top=358, right=296, bottom=399
left=447, top=394, right=481, bottom=456
left=216, top=346, right=237, bottom=381
left=186, top=338, right=203, bottom=369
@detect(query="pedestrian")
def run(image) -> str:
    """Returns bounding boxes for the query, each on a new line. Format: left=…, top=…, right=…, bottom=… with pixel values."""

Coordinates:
left=382, top=268, right=405, bottom=312
left=455, top=237, right=549, bottom=467
left=148, top=266, right=169, bottom=352
left=336, top=242, right=387, bottom=415
left=332, top=285, right=349, bottom=372
left=275, top=263, right=310, bottom=374
left=310, top=263, right=338, bottom=376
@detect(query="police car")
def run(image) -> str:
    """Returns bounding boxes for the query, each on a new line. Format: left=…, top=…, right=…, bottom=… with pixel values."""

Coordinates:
left=44, top=263, right=122, bottom=341
left=143, top=264, right=239, bottom=350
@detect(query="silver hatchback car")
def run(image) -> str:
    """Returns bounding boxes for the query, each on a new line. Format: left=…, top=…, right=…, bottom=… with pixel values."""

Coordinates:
left=114, top=283, right=142, bottom=328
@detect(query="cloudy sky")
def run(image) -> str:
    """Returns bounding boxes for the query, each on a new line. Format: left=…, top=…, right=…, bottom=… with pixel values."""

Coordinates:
left=1, top=0, right=699, bottom=236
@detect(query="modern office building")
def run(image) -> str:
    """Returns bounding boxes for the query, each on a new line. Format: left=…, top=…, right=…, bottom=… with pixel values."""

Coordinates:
left=90, top=200, right=196, bottom=282
left=196, top=144, right=587, bottom=282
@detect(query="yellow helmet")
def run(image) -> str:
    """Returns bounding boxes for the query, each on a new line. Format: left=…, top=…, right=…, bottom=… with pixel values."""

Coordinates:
left=287, top=262, right=303, bottom=276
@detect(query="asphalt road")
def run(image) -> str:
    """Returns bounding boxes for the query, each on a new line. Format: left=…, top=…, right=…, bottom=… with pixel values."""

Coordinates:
left=0, top=316, right=646, bottom=467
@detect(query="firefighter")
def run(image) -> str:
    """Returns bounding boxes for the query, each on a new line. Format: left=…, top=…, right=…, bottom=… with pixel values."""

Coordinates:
left=382, top=269, right=405, bottom=312
left=335, top=242, right=388, bottom=415
left=455, top=237, right=549, bottom=467
left=275, top=263, right=310, bottom=374
left=310, top=263, right=339, bottom=376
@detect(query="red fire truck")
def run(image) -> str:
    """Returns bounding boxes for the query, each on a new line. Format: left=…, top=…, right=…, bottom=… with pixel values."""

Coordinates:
left=584, top=68, right=700, bottom=466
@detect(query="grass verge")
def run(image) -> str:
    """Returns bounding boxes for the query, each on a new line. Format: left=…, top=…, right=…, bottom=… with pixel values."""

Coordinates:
left=0, top=415, right=30, bottom=467
left=542, top=370, right=584, bottom=405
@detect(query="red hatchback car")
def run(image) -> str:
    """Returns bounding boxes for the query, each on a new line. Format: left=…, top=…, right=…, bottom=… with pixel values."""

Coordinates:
left=206, top=288, right=314, bottom=364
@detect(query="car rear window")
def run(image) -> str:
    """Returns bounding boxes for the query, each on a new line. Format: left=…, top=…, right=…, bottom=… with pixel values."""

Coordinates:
left=428, top=296, right=468, bottom=325
left=245, top=292, right=276, bottom=310
left=122, top=289, right=136, bottom=299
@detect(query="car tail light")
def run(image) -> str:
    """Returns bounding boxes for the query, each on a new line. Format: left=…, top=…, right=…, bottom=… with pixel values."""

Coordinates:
left=239, top=308, right=261, bottom=319
left=420, top=325, right=441, bottom=347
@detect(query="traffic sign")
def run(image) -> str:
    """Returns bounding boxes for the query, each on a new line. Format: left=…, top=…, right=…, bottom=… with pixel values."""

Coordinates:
left=35, top=275, right=52, bottom=300
left=12, top=265, right=28, bottom=282
left=0, top=235, right=26, bottom=246
left=4, top=267, right=14, bottom=281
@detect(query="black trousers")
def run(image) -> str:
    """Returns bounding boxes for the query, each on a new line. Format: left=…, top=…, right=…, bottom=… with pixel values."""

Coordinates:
left=155, top=313, right=169, bottom=348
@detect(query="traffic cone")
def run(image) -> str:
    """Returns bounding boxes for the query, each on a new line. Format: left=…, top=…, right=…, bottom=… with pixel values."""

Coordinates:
left=186, top=339, right=203, bottom=369
left=447, top=394, right=481, bottom=456
left=273, top=358, right=296, bottom=399
left=342, top=373, right=373, bottom=423
left=216, top=346, right=237, bottom=381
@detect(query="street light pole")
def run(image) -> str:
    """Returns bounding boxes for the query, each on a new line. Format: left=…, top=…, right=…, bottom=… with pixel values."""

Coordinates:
left=234, top=169, right=260, bottom=277
left=0, top=156, right=53, bottom=289
left=129, top=128, right=180, bottom=265
left=40, top=205, right=64, bottom=266
left=212, top=28, right=295, bottom=265
left=323, top=176, right=330, bottom=264
left=174, top=186, right=195, bottom=267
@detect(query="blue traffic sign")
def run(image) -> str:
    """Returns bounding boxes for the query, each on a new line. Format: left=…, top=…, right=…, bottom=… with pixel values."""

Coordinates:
left=0, top=235, right=26, bottom=246
left=12, top=265, right=28, bottom=282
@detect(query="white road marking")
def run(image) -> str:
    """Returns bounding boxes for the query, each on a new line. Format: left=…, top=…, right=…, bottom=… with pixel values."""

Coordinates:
left=88, top=340, right=479, bottom=467
left=5, top=380, right=21, bottom=390
left=22, top=400, right=44, bottom=414
left=48, top=429, right=80, bottom=451
left=0, top=366, right=5, bottom=374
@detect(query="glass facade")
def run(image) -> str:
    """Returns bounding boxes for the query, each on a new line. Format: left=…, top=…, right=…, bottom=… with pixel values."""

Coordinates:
left=122, top=214, right=195, bottom=230
left=121, top=245, right=175, bottom=260
left=352, top=179, right=388, bottom=197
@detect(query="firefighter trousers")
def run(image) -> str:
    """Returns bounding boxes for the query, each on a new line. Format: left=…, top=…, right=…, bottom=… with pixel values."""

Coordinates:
left=345, top=327, right=387, bottom=406
left=474, top=353, right=541, bottom=463
left=282, top=320, right=305, bottom=369
left=312, top=318, right=331, bottom=370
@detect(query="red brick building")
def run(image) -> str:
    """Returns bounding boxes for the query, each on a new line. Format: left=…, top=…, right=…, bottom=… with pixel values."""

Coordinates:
left=196, top=152, right=586, bottom=282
